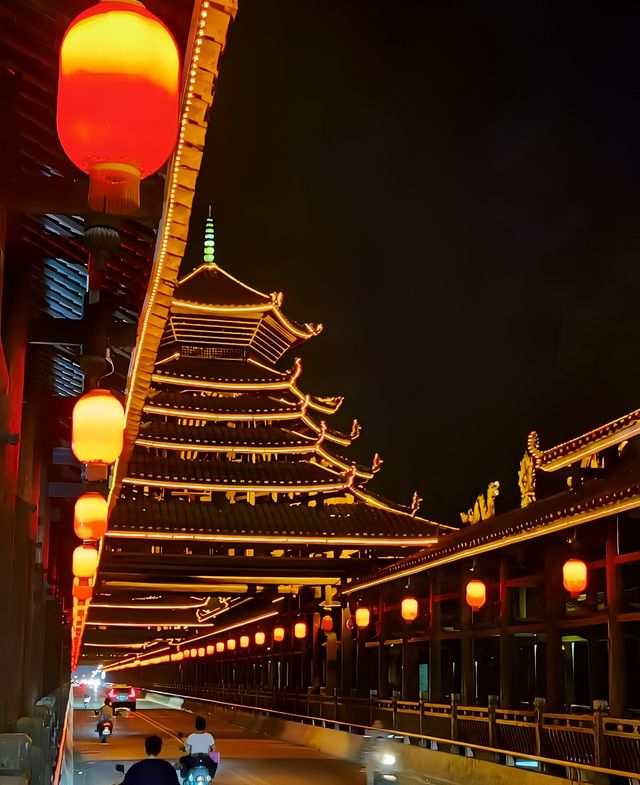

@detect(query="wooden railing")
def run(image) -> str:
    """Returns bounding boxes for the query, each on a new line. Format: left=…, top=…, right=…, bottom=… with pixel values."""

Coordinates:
left=150, top=683, right=640, bottom=777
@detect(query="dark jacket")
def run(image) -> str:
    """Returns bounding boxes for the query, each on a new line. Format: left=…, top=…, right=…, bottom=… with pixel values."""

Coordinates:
left=122, top=757, right=177, bottom=785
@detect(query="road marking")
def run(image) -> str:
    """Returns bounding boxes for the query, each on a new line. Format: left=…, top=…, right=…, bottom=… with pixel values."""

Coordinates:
left=135, top=711, right=183, bottom=742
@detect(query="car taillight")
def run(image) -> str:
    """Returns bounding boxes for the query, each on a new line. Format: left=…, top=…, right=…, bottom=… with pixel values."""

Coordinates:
left=108, top=689, right=117, bottom=699
left=128, top=688, right=137, bottom=699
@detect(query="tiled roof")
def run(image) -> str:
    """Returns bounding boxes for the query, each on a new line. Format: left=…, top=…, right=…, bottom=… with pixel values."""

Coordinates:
left=153, top=357, right=289, bottom=384
left=145, top=391, right=300, bottom=416
left=125, top=452, right=344, bottom=488
left=110, top=497, right=441, bottom=539
left=174, top=264, right=272, bottom=307
left=138, top=421, right=315, bottom=448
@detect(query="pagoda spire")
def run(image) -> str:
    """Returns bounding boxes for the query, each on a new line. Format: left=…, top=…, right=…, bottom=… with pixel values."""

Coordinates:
left=203, top=205, right=215, bottom=264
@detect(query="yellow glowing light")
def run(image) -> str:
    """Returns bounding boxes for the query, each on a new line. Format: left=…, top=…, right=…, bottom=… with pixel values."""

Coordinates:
left=466, top=580, right=486, bottom=611
left=294, top=622, right=307, bottom=639
left=190, top=648, right=198, bottom=658
left=197, top=647, right=205, bottom=657
left=240, top=635, right=249, bottom=648
left=72, top=544, right=99, bottom=579
left=206, top=645, right=214, bottom=655
left=74, top=493, right=108, bottom=540
left=273, top=626, right=285, bottom=643
left=563, top=558, right=587, bottom=597
left=227, top=638, right=236, bottom=651
left=355, top=607, right=370, bottom=629
left=401, top=597, right=419, bottom=622
left=216, top=642, right=225, bottom=653
left=255, top=631, right=266, bottom=646
left=72, top=389, right=124, bottom=465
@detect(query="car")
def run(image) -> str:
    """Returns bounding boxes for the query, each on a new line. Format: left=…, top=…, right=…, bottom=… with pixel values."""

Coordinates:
left=106, top=685, right=138, bottom=711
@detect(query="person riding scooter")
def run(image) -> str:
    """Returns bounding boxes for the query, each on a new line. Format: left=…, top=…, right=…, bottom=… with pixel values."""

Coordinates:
left=179, top=716, right=218, bottom=780
left=96, top=697, right=114, bottom=742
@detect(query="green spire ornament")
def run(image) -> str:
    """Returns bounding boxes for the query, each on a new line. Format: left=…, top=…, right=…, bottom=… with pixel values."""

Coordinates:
left=204, top=205, right=215, bottom=264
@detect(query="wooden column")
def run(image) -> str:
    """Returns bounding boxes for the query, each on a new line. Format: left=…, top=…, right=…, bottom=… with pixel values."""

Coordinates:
left=544, top=550, right=565, bottom=711
left=606, top=519, right=626, bottom=716
left=325, top=632, right=338, bottom=689
left=460, top=567, right=474, bottom=705
left=340, top=607, right=354, bottom=693
left=429, top=572, right=443, bottom=702
left=499, top=556, right=514, bottom=707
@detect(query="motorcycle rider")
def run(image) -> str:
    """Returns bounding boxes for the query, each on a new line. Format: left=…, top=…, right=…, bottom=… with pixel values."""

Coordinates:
left=120, top=736, right=177, bottom=785
left=180, top=716, right=217, bottom=780
left=97, top=696, right=114, bottom=741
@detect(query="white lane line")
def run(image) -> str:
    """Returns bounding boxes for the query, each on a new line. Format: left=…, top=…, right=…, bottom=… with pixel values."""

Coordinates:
left=135, top=711, right=183, bottom=742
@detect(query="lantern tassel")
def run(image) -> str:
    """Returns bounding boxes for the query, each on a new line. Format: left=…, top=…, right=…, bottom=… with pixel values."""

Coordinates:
left=88, top=162, right=141, bottom=215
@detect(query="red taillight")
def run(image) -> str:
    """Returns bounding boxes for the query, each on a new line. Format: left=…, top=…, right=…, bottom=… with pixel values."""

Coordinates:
left=108, top=689, right=117, bottom=699
left=128, top=688, right=137, bottom=699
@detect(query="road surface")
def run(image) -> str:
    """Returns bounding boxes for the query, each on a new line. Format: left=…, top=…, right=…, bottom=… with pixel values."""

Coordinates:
left=72, top=689, right=365, bottom=785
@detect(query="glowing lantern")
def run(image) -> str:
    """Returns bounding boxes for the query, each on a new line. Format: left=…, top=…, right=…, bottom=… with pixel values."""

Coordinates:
left=320, top=614, right=333, bottom=633
left=227, top=638, right=236, bottom=651
left=255, top=631, right=266, bottom=646
left=74, top=493, right=108, bottom=540
left=401, top=597, right=419, bottom=622
left=355, top=607, right=370, bottom=629
left=240, top=635, right=250, bottom=649
left=175, top=652, right=184, bottom=661
left=294, top=621, right=307, bottom=639
left=563, top=558, right=588, bottom=598
left=57, top=0, right=180, bottom=215
left=466, top=580, right=486, bottom=611
left=183, top=649, right=190, bottom=658
left=206, top=645, right=214, bottom=656
left=190, top=648, right=197, bottom=658
left=197, top=647, right=205, bottom=658
left=72, top=544, right=99, bottom=579
left=216, top=642, right=225, bottom=653
left=72, top=390, right=125, bottom=478
left=273, top=626, right=285, bottom=643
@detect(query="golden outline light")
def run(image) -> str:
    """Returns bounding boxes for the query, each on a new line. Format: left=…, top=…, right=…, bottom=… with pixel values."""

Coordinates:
left=105, top=530, right=437, bottom=547
left=342, top=493, right=640, bottom=594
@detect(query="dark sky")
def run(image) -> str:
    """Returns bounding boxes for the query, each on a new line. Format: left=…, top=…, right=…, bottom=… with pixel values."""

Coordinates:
left=183, top=0, right=640, bottom=524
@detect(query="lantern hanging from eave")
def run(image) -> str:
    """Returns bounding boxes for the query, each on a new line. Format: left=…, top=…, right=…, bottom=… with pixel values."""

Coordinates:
left=255, top=631, right=266, bottom=646
left=240, top=635, right=250, bottom=649
left=190, top=648, right=197, bottom=658
left=401, top=597, right=419, bottom=622
left=206, top=645, right=214, bottom=656
left=466, top=579, right=486, bottom=611
left=294, top=621, right=307, bottom=639
left=72, top=544, right=99, bottom=579
left=273, top=626, right=285, bottom=643
left=197, top=647, right=205, bottom=658
left=216, top=642, right=225, bottom=653
left=320, top=614, right=333, bottom=633
left=72, top=390, right=125, bottom=479
left=74, top=492, right=108, bottom=540
left=57, top=0, right=180, bottom=215
left=563, top=558, right=588, bottom=598
left=355, top=607, right=370, bottom=629
left=227, top=638, right=236, bottom=651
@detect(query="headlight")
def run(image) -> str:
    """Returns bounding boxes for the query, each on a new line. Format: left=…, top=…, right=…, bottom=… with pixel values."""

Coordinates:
left=381, top=754, right=396, bottom=766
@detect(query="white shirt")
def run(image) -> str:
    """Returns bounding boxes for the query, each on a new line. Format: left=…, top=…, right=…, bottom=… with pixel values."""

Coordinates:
left=186, top=732, right=215, bottom=754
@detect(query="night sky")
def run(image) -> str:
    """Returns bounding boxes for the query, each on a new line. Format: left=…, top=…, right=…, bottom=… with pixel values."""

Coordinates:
left=183, top=1, right=640, bottom=524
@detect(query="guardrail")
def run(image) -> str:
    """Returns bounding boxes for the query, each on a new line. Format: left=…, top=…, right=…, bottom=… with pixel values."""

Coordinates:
left=0, top=685, right=72, bottom=785
left=149, top=683, right=640, bottom=779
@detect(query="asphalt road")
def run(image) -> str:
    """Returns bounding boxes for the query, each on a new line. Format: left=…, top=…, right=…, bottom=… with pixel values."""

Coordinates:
left=72, top=690, right=365, bottom=785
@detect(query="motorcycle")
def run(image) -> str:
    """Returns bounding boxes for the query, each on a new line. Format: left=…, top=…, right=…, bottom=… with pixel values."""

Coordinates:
left=372, top=746, right=398, bottom=783
left=178, top=742, right=219, bottom=782
left=97, top=719, right=113, bottom=743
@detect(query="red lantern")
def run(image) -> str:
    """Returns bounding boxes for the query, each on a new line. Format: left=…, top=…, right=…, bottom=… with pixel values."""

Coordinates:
left=320, top=614, right=333, bottom=633
left=563, top=558, right=587, bottom=598
left=72, top=544, right=99, bottom=579
left=401, top=597, right=419, bottom=622
left=74, top=492, right=108, bottom=540
left=57, top=1, right=180, bottom=215
left=72, top=390, right=125, bottom=478
left=273, top=626, right=285, bottom=643
left=355, top=607, right=370, bottom=629
left=466, top=579, right=486, bottom=611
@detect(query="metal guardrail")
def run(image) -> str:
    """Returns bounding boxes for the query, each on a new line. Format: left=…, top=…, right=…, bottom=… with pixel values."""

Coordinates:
left=150, top=683, right=640, bottom=779
left=0, top=685, right=71, bottom=785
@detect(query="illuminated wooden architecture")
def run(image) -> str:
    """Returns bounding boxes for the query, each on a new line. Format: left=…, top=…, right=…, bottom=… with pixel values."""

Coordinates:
left=84, top=216, right=445, bottom=666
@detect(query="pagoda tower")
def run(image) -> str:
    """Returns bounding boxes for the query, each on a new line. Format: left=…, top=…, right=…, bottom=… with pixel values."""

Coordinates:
left=84, top=216, right=447, bottom=662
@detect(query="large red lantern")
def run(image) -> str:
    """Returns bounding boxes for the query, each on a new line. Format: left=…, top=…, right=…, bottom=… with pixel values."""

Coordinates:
left=563, top=558, right=587, bottom=598
left=320, top=614, right=333, bottom=633
left=74, top=492, right=108, bottom=540
left=73, top=578, right=94, bottom=601
left=72, top=389, right=125, bottom=478
left=57, top=1, right=180, bottom=215
left=466, top=579, right=486, bottom=611
left=72, top=544, right=99, bottom=579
